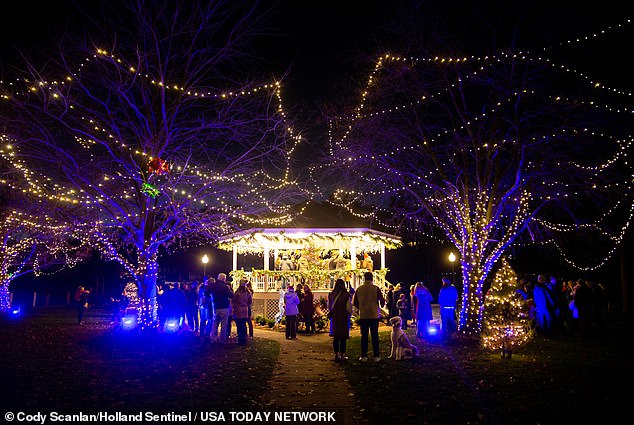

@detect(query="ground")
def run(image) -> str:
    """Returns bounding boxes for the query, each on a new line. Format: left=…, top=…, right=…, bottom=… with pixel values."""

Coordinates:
left=1, top=305, right=633, bottom=425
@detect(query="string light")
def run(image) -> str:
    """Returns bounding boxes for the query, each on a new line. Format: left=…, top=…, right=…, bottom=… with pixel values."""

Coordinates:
left=312, top=18, right=633, bottom=336
left=0, top=210, right=89, bottom=312
left=0, top=43, right=305, bottom=326
left=481, top=258, right=533, bottom=353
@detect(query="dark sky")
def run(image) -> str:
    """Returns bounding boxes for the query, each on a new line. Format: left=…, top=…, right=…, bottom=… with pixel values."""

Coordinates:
left=2, top=1, right=631, bottom=102
left=1, top=1, right=631, bottom=144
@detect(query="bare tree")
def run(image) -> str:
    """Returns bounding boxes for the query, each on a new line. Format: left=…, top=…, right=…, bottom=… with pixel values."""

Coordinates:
left=314, top=46, right=633, bottom=334
left=0, top=1, right=304, bottom=327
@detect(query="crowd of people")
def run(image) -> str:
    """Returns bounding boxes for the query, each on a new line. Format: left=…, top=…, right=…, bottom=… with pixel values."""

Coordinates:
left=142, top=270, right=457, bottom=362
left=322, top=272, right=460, bottom=362
left=132, top=272, right=320, bottom=345
left=382, top=277, right=458, bottom=340
left=134, top=273, right=255, bottom=345
left=97, top=266, right=607, bottom=361
left=127, top=270, right=460, bottom=361
left=515, top=274, right=609, bottom=339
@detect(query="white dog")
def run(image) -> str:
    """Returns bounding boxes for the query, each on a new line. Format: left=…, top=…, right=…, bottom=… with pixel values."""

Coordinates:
left=388, top=316, right=419, bottom=360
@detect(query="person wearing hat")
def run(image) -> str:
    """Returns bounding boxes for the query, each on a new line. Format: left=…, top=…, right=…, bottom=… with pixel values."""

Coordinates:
left=283, top=284, right=300, bottom=340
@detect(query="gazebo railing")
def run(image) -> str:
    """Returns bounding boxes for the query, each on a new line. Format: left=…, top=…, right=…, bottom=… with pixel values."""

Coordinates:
left=229, top=269, right=389, bottom=292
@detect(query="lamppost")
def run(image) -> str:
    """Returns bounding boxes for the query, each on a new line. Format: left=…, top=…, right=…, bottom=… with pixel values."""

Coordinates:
left=201, top=254, right=209, bottom=278
left=448, top=252, right=456, bottom=284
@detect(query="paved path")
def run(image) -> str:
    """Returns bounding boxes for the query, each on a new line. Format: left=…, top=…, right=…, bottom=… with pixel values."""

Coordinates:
left=254, top=327, right=369, bottom=425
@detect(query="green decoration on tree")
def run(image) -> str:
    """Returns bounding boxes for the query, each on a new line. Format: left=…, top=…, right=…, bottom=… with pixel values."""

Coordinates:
left=141, top=182, right=160, bottom=198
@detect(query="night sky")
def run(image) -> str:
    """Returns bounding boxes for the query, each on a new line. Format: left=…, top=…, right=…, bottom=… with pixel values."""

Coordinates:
left=2, top=0, right=631, bottom=126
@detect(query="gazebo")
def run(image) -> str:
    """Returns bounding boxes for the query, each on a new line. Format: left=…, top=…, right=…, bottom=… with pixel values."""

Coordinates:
left=216, top=227, right=402, bottom=318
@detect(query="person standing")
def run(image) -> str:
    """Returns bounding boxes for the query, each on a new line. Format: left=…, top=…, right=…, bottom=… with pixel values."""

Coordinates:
left=284, top=285, right=300, bottom=340
left=394, top=283, right=412, bottom=326
left=386, top=284, right=396, bottom=320
left=573, top=279, right=594, bottom=339
left=299, top=284, right=316, bottom=334
left=198, top=276, right=211, bottom=337
left=548, top=275, right=564, bottom=337
left=413, top=282, right=433, bottom=338
left=184, top=281, right=200, bottom=333
left=533, top=275, right=555, bottom=338
left=353, top=271, right=386, bottom=362
left=396, top=293, right=410, bottom=330
left=209, top=273, right=234, bottom=343
left=410, top=284, right=418, bottom=325
left=231, top=278, right=253, bottom=345
left=438, top=277, right=458, bottom=339
left=245, top=281, right=254, bottom=338
left=74, top=285, right=91, bottom=325
left=328, top=278, right=352, bottom=361
left=225, top=278, right=235, bottom=339
left=163, top=282, right=187, bottom=329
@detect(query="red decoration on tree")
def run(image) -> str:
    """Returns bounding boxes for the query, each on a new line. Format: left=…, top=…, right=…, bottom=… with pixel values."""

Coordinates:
left=148, top=158, right=169, bottom=174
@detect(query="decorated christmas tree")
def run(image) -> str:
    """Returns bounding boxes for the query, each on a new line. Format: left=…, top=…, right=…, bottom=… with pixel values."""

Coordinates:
left=481, top=258, right=533, bottom=358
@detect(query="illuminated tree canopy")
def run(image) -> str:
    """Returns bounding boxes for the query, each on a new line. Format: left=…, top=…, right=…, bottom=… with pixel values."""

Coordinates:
left=0, top=206, right=90, bottom=312
left=0, top=1, right=305, bottom=325
left=312, top=23, right=634, bottom=334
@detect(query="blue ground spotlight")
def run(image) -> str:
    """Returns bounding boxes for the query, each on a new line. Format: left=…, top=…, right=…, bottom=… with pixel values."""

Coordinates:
left=120, top=314, right=138, bottom=331
left=9, top=306, right=22, bottom=318
left=163, top=318, right=181, bottom=334
left=426, top=320, right=441, bottom=339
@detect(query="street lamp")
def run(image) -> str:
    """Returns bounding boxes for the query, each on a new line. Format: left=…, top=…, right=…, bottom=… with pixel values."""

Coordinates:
left=448, top=252, right=456, bottom=284
left=201, top=254, right=209, bottom=278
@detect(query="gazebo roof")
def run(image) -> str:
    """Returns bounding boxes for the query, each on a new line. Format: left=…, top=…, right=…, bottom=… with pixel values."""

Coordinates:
left=216, top=227, right=402, bottom=254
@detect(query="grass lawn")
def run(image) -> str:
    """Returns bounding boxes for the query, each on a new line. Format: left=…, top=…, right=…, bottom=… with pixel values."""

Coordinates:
left=0, top=305, right=279, bottom=413
left=342, top=317, right=633, bottom=425
left=2, top=305, right=632, bottom=425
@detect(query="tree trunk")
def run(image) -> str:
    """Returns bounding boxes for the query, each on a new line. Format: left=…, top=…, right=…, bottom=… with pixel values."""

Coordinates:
left=0, top=281, right=10, bottom=313
left=458, top=259, right=486, bottom=335
left=136, top=251, right=159, bottom=329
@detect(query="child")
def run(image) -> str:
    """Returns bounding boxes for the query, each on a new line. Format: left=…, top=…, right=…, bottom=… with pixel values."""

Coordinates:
left=396, top=293, right=409, bottom=330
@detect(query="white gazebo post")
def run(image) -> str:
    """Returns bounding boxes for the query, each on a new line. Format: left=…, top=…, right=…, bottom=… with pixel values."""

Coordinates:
left=350, top=243, right=358, bottom=287
left=232, top=245, right=238, bottom=272
left=380, top=243, right=386, bottom=270
left=350, top=243, right=357, bottom=269
left=263, top=246, right=270, bottom=271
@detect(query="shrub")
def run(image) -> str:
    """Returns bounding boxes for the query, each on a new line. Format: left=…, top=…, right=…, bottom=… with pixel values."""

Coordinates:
left=315, top=316, right=327, bottom=330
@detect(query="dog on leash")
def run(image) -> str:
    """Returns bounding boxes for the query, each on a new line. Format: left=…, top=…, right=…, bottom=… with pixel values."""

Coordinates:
left=388, top=316, right=419, bottom=360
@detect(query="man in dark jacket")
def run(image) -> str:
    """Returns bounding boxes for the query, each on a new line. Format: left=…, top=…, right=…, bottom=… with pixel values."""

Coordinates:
left=208, top=273, right=234, bottom=342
